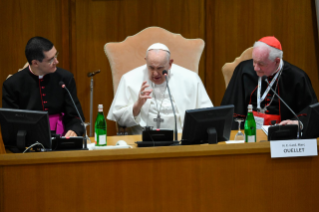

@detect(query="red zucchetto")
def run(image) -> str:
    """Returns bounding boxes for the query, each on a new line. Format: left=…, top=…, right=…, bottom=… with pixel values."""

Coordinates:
left=258, top=36, right=282, bottom=50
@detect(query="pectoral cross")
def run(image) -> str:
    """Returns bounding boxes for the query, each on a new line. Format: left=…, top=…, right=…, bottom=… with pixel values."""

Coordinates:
left=153, top=114, right=164, bottom=129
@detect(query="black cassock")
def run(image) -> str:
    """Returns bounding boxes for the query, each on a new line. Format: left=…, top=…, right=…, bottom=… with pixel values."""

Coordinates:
left=2, top=66, right=85, bottom=135
left=221, top=59, right=318, bottom=129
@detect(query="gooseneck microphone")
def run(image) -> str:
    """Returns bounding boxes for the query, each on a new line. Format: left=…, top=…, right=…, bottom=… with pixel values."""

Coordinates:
left=162, top=70, right=178, bottom=141
left=262, top=76, right=301, bottom=138
left=87, top=70, right=101, bottom=77
left=59, top=81, right=88, bottom=149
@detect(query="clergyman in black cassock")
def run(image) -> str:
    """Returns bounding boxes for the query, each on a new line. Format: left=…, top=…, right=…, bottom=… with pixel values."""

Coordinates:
left=2, top=36, right=85, bottom=136
left=2, top=66, right=85, bottom=135
left=221, top=36, right=318, bottom=129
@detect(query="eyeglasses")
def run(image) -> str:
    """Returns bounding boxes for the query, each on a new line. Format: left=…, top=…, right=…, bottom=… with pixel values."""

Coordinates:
left=48, top=52, right=59, bottom=65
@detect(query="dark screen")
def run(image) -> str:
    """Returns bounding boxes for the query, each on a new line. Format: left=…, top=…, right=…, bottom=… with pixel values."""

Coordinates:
left=0, top=108, right=52, bottom=151
left=302, top=102, right=319, bottom=139
left=181, top=105, right=234, bottom=145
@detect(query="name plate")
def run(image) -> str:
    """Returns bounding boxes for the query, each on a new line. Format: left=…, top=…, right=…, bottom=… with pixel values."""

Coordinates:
left=270, top=139, right=318, bottom=158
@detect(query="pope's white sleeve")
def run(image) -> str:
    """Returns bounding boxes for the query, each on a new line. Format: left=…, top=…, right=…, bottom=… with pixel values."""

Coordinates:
left=107, top=77, right=140, bottom=127
left=111, top=104, right=141, bottom=127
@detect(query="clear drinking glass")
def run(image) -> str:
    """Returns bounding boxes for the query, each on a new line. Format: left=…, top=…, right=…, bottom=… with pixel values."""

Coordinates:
left=234, top=118, right=245, bottom=140
left=83, top=122, right=92, bottom=144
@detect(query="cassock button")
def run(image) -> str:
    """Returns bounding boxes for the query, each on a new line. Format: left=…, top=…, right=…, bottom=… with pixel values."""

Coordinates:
left=44, top=101, right=47, bottom=104
left=42, top=86, right=45, bottom=89
left=43, top=93, right=46, bottom=96
left=266, top=110, right=269, bottom=113
left=44, top=108, right=48, bottom=111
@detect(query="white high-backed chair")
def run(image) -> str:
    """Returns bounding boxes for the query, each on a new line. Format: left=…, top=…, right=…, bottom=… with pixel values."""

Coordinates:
left=222, top=47, right=253, bottom=88
left=104, top=26, right=205, bottom=133
left=104, top=26, right=205, bottom=94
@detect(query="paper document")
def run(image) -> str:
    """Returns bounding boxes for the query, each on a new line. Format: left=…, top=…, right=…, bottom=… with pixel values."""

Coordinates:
left=262, top=125, right=270, bottom=135
left=225, top=140, right=245, bottom=144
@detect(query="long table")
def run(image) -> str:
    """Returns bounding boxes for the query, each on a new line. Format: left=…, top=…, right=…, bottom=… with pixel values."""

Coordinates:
left=0, top=130, right=318, bottom=212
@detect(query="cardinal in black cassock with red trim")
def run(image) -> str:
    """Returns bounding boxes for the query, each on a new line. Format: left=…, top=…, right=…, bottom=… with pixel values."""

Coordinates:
left=221, top=36, right=318, bottom=129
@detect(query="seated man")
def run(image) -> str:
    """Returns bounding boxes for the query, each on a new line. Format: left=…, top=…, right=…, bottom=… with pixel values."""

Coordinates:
left=2, top=36, right=85, bottom=137
left=107, top=43, right=213, bottom=134
left=221, top=36, right=318, bottom=129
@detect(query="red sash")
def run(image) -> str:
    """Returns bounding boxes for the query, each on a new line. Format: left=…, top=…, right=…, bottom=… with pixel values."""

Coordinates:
left=253, top=111, right=281, bottom=125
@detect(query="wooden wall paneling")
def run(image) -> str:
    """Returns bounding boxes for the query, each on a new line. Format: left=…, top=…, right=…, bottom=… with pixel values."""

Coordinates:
left=311, top=0, right=319, bottom=79
left=0, top=0, right=70, bottom=106
left=74, top=0, right=205, bottom=136
left=206, top=0, right=319, bottom=106
left=60, top=0, right=71, bottom=71
left=3, top=0, right=318, bottom=137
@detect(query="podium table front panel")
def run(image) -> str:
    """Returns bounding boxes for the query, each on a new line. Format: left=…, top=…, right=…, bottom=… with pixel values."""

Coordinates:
left=0, top=130, right=318, bottom=212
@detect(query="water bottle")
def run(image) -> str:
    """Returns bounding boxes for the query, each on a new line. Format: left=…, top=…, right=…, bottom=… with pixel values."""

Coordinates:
left=95, top=104, right=107, bottom=146
left=244, top=104, right=256, bottom=143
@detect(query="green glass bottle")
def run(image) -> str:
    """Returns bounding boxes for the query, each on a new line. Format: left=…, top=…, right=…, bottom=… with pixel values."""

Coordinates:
left=244, top=104, right=256, bottom=143
left=95, top=104, right=107, bottom=146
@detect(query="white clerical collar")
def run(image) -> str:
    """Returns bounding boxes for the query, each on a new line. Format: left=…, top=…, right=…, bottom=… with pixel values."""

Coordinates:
left=29, top=65, right=44, bottom=79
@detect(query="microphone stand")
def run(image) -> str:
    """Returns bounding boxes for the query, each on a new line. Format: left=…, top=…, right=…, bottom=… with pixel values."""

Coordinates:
left=163, top=70, right=178, bottom=141
left=87, top=70, right=100, bottom=137
left=263, top=76, right=301, bottom=138
left=59, top=81, right=88, bottom=150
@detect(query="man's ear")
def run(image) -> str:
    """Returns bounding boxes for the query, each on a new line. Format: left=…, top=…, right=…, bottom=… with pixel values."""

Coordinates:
left=169, top=59, right=174, bottom=68
left=275, top=57, right=280, bottom=65
left=31, top=60, right=38, bottom=66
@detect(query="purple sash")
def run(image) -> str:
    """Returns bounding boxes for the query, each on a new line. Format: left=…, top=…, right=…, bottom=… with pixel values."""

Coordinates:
left=49, top=113, right=65, bottom=135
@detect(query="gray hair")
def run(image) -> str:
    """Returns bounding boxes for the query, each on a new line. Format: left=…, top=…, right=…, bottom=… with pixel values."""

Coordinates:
left=253, top=41, right=283, bottom=61
left=145, top=49, right=170, bottom=62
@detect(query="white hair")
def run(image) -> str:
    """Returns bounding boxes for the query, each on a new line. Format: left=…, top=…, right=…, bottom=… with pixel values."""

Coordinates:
left=253, top=41, right=283, bottom=61
left=145, top=49, right=170, bottom=62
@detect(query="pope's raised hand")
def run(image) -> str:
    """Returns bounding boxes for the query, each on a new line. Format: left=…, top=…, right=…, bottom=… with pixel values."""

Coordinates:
left=133, top=81, right=153, bottom=116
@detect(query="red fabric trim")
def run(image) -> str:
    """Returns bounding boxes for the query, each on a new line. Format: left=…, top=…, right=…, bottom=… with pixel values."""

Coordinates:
left=29, top=65, right=45, bottom=111
left=277, top=79, right=282, bottom=122
left=298, top=113, right=307, bottom=117
left=234, top=113, right=246, bottom=118
left=249, top=86, right=258, bottom=104
left=253, top=111, right=281, bottom=125
left=38, top=79, right=45, bottom=111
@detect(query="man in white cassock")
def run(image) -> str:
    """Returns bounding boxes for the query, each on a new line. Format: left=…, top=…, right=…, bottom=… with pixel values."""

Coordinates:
left=107, top=43, right=213, bottom=134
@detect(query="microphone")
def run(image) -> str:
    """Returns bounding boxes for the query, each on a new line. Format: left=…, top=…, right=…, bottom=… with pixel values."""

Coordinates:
left=59, top=81, right=88, bottom=149
left=162, top=70, right=178, bottom=141
left=262, top=76, right=301, bottom=138
left=87, top=70, right=101, bottom=77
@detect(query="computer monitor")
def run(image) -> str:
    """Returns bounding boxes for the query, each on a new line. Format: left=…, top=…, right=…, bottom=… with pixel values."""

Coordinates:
left=302, top=102, right=319, bottom=139
left=181, top=105, right=234, bottom=145
left=0, top=108, right=52, bottom=152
